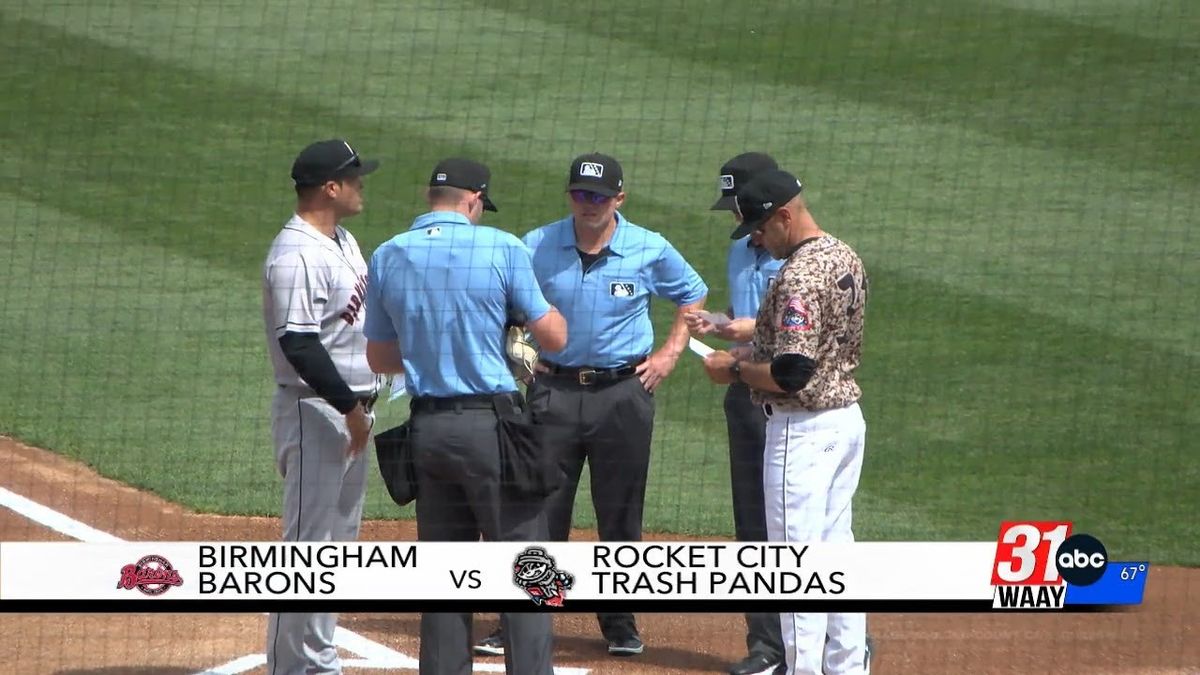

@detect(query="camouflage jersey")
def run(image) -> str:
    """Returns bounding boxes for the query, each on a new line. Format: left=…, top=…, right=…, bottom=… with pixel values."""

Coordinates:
left=751, top=234, right=868, bottom=411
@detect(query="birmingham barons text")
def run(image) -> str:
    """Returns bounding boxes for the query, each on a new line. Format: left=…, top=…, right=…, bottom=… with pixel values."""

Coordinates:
left=199, top=544, right=416, bottom=569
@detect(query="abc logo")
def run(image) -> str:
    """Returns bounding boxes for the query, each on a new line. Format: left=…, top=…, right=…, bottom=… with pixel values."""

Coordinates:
left=1055, top=534, right=1108, bottom=586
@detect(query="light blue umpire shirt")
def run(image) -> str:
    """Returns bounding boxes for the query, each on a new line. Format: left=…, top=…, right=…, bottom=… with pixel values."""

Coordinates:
left=728, top=235, right=784, bottom=345
left=523, top=211, right=708, bottom=369
left=364, top=211, right=552, bottom=398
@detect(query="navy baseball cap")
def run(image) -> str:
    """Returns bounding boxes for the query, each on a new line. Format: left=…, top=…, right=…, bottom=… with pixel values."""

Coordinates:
left=711, top=152, right=778, bottom=211
left=731, top=169, right=804, bottom=239
left=566, top=153, right=624, bottom=197
left=291, top=139, right=379, bottom=187
left=429, top=158, right=498, bottom=212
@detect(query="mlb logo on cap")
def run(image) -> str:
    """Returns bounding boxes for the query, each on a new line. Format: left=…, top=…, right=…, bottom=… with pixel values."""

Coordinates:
left=720, top=174, right=735, bottom=190
left=566, top=153, right=624, bottom=198
left=435, top=172, right=448, bottom=182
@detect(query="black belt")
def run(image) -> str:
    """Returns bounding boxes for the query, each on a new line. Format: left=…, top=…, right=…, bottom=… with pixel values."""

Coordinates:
left=358, top=391, right=379, bottom=413
left=542, top=358, right=645, bottom=386
left=410, top=392, right=520, bottom=414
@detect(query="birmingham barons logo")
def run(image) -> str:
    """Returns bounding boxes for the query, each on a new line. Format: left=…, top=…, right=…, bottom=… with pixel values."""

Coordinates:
left=513, top=546, right=574, bottom=607
left=116, top=554, right=184, bottom=596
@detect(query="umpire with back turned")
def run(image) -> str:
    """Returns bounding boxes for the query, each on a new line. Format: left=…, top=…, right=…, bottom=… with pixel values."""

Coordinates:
left=477, top=152, right=708, bottom=657
left=363, top=158, right=568, bottom=675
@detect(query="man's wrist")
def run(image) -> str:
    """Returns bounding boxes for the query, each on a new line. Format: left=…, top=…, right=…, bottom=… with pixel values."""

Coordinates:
left=728, top=360, right=743, bottom=382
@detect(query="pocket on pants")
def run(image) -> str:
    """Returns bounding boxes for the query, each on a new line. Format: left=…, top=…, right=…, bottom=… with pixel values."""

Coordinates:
left=527, top=381, right=554, bottom=422
left=298, top=397, right=352, bottom=450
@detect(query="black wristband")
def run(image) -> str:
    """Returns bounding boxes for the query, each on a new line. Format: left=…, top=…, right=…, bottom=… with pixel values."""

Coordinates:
left=278, top=332, right=359, bottom=414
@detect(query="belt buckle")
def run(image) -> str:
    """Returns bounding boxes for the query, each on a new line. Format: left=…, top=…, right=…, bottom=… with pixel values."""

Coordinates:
left=578, top=368, right=597, bottom=386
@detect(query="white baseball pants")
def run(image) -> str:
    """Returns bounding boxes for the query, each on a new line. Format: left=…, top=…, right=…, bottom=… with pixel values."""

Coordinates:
left=763, top=401, right=869, bottom=675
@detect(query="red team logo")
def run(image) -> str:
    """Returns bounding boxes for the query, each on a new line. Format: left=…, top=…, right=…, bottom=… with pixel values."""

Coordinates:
left=116, top=554, right=184, bottom=596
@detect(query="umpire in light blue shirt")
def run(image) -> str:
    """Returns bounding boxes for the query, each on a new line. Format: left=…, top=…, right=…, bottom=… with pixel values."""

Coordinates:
left=477, top=152, right=707, bottom=658
left=686, top=152, right=786, bottom=675
left=363, top=158, right=567, bottom=675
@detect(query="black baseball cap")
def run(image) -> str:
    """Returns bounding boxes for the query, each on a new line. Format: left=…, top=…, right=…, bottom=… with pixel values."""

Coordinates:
left=730, top=169, right=804, bottom=239
left=429, top=158, right=497, bottom=211
left=566, top=153, right=623, bottom=197
left=291, top=139, right=379, bottom=187
left=711, top=152, right=778, bottom=211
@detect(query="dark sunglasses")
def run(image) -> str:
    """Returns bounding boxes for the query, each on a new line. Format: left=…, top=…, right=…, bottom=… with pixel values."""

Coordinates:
left=569, top=189, right=612, bottom=205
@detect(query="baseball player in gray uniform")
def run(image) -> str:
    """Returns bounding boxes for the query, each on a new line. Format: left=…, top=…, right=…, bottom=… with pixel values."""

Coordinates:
left=261, top=139, right=381, bottom=675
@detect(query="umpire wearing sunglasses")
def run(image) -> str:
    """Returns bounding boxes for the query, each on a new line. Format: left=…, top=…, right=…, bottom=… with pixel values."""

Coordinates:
left=475, top=153, right=708, bottom=658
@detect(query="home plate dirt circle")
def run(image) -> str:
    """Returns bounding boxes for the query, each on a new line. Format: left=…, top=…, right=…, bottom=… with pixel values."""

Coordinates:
left=0, top=437, right=1196, bottom=674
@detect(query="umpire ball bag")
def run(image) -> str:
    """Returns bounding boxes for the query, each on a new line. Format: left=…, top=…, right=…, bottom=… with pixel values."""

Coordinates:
left=374, top=421, right=417, bottom=506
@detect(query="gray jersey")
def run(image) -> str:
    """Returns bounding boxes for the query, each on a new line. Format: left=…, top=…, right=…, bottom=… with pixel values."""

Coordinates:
left=262, top=214, right=376, bottom=393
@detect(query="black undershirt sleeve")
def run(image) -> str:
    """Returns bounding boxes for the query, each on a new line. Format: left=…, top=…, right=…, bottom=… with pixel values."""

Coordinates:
left=278, top=332, right=358, bottom=414
left=770, top=353, right=818, bottom=393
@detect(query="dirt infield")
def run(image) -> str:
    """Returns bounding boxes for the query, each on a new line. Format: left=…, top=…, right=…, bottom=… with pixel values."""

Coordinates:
left=1, top=437, right=1196, bottom=674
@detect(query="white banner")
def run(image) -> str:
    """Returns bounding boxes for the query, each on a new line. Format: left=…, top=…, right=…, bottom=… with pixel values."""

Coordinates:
left=0, top=541, right=996, bottom=604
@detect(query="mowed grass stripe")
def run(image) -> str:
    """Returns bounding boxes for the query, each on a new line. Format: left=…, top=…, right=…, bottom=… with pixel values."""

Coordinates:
left=479, top=0, right=1200, bottom=184
left=5, top=7, right=1197, bottom=358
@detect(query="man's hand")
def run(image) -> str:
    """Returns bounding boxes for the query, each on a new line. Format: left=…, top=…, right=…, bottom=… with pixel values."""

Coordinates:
left=729, top=344, right=753, bottom=361
left=684, top=311, right=718, bottom=337
left=685, top=312, right=756, bottom=343
left=345, top=403, right=373, bottom=457
left=702, top=350, right=738, bottom=385
left=635, top=350, right=678, bottom=393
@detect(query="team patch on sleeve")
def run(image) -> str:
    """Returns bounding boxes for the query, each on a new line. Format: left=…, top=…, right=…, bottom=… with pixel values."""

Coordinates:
left=780, top=296, right=811, bottom=331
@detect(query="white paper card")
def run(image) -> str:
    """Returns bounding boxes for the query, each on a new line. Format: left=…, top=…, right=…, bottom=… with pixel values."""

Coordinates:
left=688, top=338, right=715, bottom=359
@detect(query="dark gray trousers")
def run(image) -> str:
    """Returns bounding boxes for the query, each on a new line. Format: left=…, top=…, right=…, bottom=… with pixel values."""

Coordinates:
left=531, top=375, right=655, bottom=641
left=724, top=381, right=785, bottom=662
left=411, top=405, right=553, bottom=675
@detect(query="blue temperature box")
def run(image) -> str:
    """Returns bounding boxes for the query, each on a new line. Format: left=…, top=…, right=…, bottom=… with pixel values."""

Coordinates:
left=1064, top=561, right=1149, bottom=605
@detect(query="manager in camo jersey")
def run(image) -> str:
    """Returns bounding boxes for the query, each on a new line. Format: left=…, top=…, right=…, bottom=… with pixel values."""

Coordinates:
left=703, top=169, right=871, bottom=675
left=261, top=139, right=381, bottom=675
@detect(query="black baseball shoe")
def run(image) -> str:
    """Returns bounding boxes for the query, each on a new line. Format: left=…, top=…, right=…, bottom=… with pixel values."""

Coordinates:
left=472, top=627, right=505, bottom=656
left=607, top=634, right=644, bottom=656
left=728, top=653, right=783, bottom=675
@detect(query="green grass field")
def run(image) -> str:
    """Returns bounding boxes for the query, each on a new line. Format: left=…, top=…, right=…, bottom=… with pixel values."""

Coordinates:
left=1, top=1, right=1197, bottom=564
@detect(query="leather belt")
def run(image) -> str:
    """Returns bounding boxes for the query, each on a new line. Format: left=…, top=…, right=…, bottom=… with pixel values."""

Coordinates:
left=358, top=391, right=379, bottom=413
left=542, top=358, right=645, bottom=386
left=410, top=392, right=520, bottom=414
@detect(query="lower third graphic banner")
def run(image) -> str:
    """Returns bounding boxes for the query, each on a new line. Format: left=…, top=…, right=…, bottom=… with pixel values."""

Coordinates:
left=0, top=541, right=1148, bottom=612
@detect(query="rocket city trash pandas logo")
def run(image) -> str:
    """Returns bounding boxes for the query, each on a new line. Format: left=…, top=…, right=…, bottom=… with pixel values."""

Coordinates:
left=780, top=296, right=811, bottom=331
left=116, top=554, right=184, bottom=596
left=513, top=547, right=574, bottom=607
